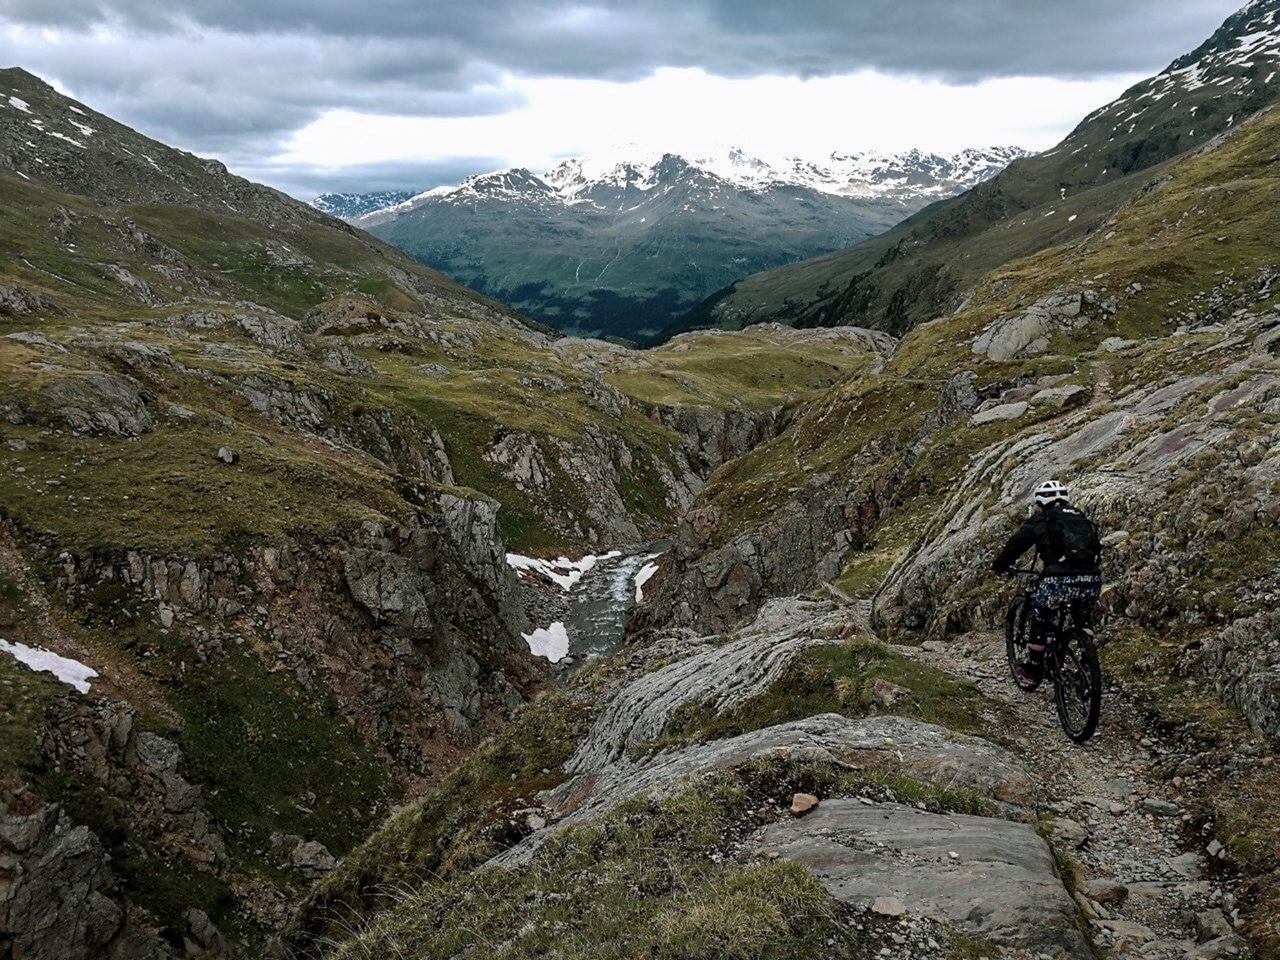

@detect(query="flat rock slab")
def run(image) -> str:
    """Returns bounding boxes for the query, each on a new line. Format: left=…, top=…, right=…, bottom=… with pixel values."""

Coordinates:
left=758, top=798, right=1091, bottom=959
left=546, top=713, right=1035, bottom=827
left=494, top=714, right=1036, bottom=872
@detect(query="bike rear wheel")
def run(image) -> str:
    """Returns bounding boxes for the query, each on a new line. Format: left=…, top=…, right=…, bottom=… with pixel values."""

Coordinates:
left=1005, top=594, right=1038, bottom=691
left=1053, top=628, right=1102, bottom=742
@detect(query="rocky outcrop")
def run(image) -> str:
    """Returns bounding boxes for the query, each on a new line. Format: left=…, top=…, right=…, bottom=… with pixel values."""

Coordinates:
left=648, top=404, right=781, bottom=476
left=37, top=371, right=154, bottom=437
left=0, top=283, right=59, bottom=317
left=565, top=597, right=849, bottom=772
left=971, top=289, right=1118, bottom=362
left=641, top=371, right=977, bottom=635
left=0, top=777, right=190, bottom=960
left=636, top=493, right=861, bottom=634
left=483, top=425, right=695, bottom=545
left=3, top=702, right=231, bottom=959
left=0, top=798, right=131, bottom=960
left=42, top=704, right=228, bottom=867
left=1184, top=609, right=1280, bottom=739
left=341, top=497, right=533, bottom=738
left=758, top=798, right=1088, bottom=959
left=483, top=596, right=1086, bottom=957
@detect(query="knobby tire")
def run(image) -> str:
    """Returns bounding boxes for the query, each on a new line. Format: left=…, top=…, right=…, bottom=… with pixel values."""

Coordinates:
left=1053, top=628, right=1102, bottom=743
left=1005, top=594, right=1038, bottom=691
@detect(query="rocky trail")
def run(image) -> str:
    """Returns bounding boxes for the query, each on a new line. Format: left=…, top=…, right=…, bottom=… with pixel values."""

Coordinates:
left=898, top=630, right=1250, bottom=960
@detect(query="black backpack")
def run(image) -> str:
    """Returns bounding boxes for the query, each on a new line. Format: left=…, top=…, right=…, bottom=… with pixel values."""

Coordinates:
left=1048, top=505, right=1102, bottom=571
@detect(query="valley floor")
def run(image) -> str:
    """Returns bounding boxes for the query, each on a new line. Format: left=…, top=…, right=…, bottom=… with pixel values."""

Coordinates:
left=899, top=632, right=1250, bottom=960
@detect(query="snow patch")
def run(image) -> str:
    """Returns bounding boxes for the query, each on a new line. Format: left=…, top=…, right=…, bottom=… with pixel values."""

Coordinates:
left=634, top=561, right=660, bottom=602
left=522, top=622, right=570, bottom=663
left=507, top=551, right=622, bottom=591
left=1, top=639, right=97, bottom=694
left=7, top=96, right=31, bottom=112
left=48, top=131, right=86, bottom=148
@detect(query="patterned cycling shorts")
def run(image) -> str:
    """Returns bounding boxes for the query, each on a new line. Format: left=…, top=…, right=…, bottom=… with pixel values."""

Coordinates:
left=1032, top=574, right=1102, bottom=625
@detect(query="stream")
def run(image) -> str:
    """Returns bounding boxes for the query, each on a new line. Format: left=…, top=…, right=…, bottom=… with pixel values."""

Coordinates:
left=508, top=545, right=666, bottom=668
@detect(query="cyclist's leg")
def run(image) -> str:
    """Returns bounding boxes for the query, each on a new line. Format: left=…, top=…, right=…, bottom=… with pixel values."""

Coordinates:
left=1027, top=576, right=1067, bottom=680
left=1066, top=575, right=1103, bottom=633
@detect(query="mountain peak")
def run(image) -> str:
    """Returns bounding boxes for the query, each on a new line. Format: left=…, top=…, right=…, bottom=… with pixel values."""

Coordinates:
left=355, top=143, right=1027, bottom=341
left=354, top=144, right=1031, bottom=221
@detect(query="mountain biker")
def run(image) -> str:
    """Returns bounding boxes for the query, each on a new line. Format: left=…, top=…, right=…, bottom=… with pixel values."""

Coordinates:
left=991, top=479, right=1102, bottom=689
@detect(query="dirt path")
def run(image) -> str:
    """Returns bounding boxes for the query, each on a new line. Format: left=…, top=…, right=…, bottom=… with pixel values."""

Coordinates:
left=895, top=630, right=1250, bottom=960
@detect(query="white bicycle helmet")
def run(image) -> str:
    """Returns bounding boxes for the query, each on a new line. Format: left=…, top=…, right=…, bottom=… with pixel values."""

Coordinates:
left=1033, top=479, right=1069, bottom=507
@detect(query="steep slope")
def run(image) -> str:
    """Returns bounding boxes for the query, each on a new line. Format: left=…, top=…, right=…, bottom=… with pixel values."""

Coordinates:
left=638, top=97, right=1280, bottom=951
left=0, top=67, right=895, bottom=958
left=676, top=0, right=1280, bottom=338
left=296, top=91, right=1280, bottom=960
left=357, top=148, right=1024, bottom=343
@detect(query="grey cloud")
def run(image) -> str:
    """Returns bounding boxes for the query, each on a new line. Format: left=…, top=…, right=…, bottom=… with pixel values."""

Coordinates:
left=0, top=0, right=1248, bottom=196
left=6, top=31, right=523, bottom=156
left=3, top=0, right=1245, bottom=82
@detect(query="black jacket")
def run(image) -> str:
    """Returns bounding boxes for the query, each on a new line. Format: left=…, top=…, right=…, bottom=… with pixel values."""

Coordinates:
left=991, top=502, right=1101, bottom=576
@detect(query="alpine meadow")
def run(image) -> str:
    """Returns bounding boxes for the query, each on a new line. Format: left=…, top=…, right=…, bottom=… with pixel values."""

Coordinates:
left=3, top=2, right=1280, bottom=959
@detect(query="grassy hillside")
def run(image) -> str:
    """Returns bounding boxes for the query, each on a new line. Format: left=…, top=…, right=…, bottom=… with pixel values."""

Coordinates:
left=643, top=102, right=1280, bottom=953
left=0, top=68, right=902, bottom=957
left=670, top=2, right=1280, bottom=338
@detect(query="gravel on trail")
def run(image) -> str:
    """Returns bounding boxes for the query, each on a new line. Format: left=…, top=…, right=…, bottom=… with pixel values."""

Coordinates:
left=899, top=631, right=1252, bottom=960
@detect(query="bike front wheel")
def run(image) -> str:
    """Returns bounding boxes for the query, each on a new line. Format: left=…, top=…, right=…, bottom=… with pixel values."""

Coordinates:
left=1005, top=594, right=1038, bottom=691
left=1053, top=628, right=1102, bottom=742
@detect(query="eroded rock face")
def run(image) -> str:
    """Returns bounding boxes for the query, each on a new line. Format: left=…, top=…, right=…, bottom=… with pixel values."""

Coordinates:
left=971, top=289, right=1117, bottom=362
left=38, top=371, right=154, bottom=437
left=642, top=372, right=978, bottom=635
left=1186, top=609, right=1280, bottom=739
left=0, top=282, right=59, bottom=317
left=566, top=597, right=850, bottom=772
left=0, top=797, right=155, bottom=960
left=648, top=404, right=781, bottom=476
left=26, top=487, right=550, bottom=954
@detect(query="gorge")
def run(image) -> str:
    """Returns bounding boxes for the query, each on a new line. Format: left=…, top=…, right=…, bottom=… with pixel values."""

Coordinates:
left=3, top=2, right=1280, bottom=958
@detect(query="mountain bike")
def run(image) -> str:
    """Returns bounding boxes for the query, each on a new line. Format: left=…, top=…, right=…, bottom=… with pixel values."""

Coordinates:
left=1004, top=568, right=1102, bottom=743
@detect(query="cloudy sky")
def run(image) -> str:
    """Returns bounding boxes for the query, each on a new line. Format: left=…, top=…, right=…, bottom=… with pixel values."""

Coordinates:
left=0, top=0, right=1247, bottom=200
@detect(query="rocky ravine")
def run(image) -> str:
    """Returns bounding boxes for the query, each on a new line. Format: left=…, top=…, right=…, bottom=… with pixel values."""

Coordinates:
left=465, top=595, right=1256, bottom=960
left=0, top=492, right=551, bottom=958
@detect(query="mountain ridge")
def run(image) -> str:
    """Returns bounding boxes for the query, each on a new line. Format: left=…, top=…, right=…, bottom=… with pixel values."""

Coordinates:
left=349, top=146, right=1026, bottom=341
left=336, top=144, right=1030, bottom=220
left=673, top=0, right=1280, bottom=338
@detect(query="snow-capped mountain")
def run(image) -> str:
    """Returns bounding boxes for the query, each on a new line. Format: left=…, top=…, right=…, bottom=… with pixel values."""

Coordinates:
left=313, top=189, right=418, bottom=220
left=354, top=145, right=1026, bottom=223
left=529, top=145, right=1027, bottom=203
left=347, top=146, right=1026, bottom=342
left=1046, top=0, right=1280, bottom=177
left=685, top=0, right=1280, bottom=338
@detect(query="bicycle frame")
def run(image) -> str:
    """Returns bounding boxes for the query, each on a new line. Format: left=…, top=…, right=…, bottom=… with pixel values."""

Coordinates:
left=1003, top=563, right=1102, bottom=743
left=1008, top=564, right=1095, bottom=646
